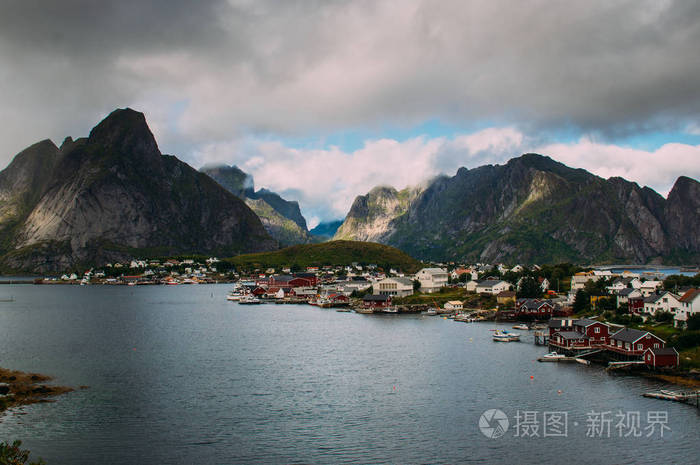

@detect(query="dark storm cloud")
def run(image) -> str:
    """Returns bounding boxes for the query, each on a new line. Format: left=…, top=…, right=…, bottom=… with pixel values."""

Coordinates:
left=1, top=0, right=699, bottom=169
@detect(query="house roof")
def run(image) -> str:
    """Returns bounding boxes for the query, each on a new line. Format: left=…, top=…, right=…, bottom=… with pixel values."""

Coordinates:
left=445, top=300, right=463, bottom=305
left=646, top=347, right=678, bottom=356
left=385, top=277, right=414, bottom=286
left=498, top=291, right=516, bottom=297
left=549, top=319, right=575, bottom=328
left=611, top=328, right=661, bottom=343
left=574, top=318, right=602, bottom=328
left=617, top=288, right=639, bottom=296
left=680, top=288, right=700, bottom=304
left=477, top=280, right=507, bottom=287
left=557, top=331, right=588, bottom=340
left=419, top=268, right=447, bottom=274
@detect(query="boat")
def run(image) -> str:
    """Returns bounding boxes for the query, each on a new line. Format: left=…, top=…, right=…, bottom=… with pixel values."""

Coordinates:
left=226, top=293, right=246, bottom=301
left=512, top=324, right=529, bottom=330
left=423, top=309, right=438, bottom=316
left=492, top=330, right=521, bottom=342
left=538, top=352, right=567, bottom=361
left=355, top=308, right=374, bottom=314
left=239, top=296, right=262, bottom=305
left=381, top=306, right=399, bottom=313
left=335, top=307, right=351, bottom=312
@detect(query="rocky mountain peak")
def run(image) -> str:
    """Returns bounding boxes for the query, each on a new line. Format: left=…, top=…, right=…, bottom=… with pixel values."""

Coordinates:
left=88, top=108, right=160, bottom=159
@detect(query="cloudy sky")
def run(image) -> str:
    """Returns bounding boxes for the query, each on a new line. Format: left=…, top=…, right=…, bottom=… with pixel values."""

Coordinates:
left=1, top=0, right=699, bottom=227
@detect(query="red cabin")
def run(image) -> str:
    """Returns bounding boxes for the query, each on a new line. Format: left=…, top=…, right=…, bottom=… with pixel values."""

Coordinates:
left=363, top=294, right=392, bottom=308
left=628, top=296, right=645, bottom=314
left=572, top=319, right=610, bottom=346
left=608, top=328, right=664, bottom=357
left=644, top=347, right=679, bottom=369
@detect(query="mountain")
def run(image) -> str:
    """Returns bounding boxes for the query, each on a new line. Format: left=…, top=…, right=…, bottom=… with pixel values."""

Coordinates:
left=333, top=185, right=423, bottom=242
left=335, top=154, right=700, bottom=264
left=227, top=240, right=421, bottom=272
left=200, top=165, right=311, bottom=247
left=309, top=220, right=344, bottom=240
left=0, top=108, right=276, bottom=272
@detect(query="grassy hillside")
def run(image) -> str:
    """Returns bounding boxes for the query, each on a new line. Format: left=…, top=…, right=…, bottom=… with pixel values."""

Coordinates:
left=227, top=240, right=421, bottom=272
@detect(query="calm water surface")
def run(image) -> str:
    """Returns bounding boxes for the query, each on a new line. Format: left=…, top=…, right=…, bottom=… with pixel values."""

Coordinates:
left=0, top=285, right=698, bottom=464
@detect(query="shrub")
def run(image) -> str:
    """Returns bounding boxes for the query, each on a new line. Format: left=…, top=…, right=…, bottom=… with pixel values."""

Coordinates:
left=0, top=441, right=45, bottom=465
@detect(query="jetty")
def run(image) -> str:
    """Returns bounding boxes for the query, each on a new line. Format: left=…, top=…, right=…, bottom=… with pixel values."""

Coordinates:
left=642, top=390, right=700, bottom=408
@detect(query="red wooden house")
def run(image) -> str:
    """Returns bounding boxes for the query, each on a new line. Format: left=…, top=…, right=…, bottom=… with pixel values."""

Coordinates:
left=628, top=296, right=645, bottom=314
left=607, top=328, right=664, bottom=357
left=644, top=347, right=679, bottom=368
left=572, top=319, right=610, bottom=346
left=515, top=299, right=555, bottom=319
left=551, top=331, right=590, bottom=349
left=363, top=294, right=392, bottom=309
left=548, top=318, right=575, bottom=339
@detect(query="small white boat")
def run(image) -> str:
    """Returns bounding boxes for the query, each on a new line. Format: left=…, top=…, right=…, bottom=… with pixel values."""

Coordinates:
left=226, top=293, right=245, bottom=301
left=382, top=306, right=398, bottom=313
left=541, top=352, right=567, bottom=360
left=239, top=296, right=262, bottom=305
left=512, top=324, right=529, bottom=330
left=423, top=309, right=438, bottom=316
left=492, top=330, right=521, bottom=342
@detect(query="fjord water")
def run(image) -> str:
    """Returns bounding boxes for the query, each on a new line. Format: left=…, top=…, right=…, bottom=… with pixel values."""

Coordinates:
left=0, top=285, right=698, bottom=464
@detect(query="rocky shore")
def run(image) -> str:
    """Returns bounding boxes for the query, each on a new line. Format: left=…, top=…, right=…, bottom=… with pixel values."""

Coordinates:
left=0, top=367, right=78, bottom=413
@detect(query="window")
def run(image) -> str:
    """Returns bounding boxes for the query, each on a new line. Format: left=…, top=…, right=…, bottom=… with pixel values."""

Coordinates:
left=637, top=343, right=643, bottom=350
left=594, top=327, right=600, bottom=333
left=654, top=343, right=660, bottom=349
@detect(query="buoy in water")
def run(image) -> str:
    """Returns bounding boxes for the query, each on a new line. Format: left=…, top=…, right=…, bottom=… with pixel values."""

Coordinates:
left=530, top=375, right=534, bottom=379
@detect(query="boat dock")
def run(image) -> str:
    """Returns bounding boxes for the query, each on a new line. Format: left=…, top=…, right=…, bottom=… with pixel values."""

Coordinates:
left=642, top=390, right=700, bottom=408
left=537, top=356, right=591, bottom=365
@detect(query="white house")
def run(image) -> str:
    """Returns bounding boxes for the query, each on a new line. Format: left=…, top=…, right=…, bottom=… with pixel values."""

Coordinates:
left=616, top=288, right=642, bottom=308
left=374, top=277, right=414, bottom=297
left=416, top=268, right=448, bottom=293
left=607, top=277, right=642, bottom=292
left=465, top=280, right=479, bottom=292
left=639, top=280, right=663, bottom=297
left=570, top=273, right=602, bottom=291
left=675, top=289, right=700, bottom=328
left=444, top=301, right=464, bottom=311
left=476, top=279, right=511, bottom=295
left=642, top=291, right=682, bottom=315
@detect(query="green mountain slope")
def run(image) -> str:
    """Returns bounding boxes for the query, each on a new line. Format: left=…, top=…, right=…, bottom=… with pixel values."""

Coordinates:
left=227, top=240, right=421, bottom=272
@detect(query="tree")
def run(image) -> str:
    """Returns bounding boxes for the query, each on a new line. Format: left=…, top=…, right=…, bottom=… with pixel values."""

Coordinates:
left=653, top=311, right=673, bottom=323
left=413, top=279, right=421, bottom=292
left=573, top=289, right=590, bottom=314
left=686, top=314, right=700, bottom=331
left=0, top=441, right=45, bottom=465
left=517, top=276, right=542, bottom=299
left=459, top=273, right=468, bottom=283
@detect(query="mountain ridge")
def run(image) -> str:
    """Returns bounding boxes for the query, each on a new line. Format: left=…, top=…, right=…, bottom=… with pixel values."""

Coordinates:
left=0, top=108, right=276, bottom=272
left=334, top=153, right=700, bottom=264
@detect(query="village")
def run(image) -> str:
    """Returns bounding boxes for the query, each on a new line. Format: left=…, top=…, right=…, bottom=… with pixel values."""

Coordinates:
left=24, top=258, right=700, bottom=375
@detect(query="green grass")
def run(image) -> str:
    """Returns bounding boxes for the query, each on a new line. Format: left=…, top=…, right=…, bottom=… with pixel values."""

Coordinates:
left=226, top=240, right=422, bottom=272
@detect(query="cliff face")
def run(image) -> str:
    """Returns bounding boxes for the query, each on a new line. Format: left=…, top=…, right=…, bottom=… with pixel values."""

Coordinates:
left=333, top=185, right=423, bottom=242
left=335, top=154, right=700, bottom=264
left=0, top=108, right=275, bottom=272
left=201, top=165, right=311, bottom=246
